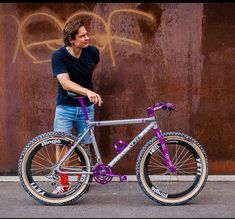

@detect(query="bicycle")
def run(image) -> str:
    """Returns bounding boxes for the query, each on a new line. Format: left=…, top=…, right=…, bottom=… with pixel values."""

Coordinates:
left=18, top=93, right=208, bottom=206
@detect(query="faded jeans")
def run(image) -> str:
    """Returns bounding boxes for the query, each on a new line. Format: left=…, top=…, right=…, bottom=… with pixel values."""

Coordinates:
left=53, top=104, right=94, bottom=144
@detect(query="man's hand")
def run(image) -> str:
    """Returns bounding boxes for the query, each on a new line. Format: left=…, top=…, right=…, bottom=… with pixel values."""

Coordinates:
left=87, top=90, right=103, bottom=106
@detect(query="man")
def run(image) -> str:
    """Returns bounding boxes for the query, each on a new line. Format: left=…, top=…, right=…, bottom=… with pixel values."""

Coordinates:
left=51, top=18, right=103, bottom=194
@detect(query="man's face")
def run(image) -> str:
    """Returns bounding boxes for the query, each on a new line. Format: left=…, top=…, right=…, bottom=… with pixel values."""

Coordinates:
left=72, top=26, right=89, bottom=48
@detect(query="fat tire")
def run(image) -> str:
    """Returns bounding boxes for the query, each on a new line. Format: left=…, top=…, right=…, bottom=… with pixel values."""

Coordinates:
left=18, top=131, right=93, bottom=205
left=136, top=132, right=208, bottom=206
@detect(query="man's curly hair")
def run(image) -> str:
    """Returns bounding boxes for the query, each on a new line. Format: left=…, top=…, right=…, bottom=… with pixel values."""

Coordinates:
left=63, top=19, right=84, bottom=46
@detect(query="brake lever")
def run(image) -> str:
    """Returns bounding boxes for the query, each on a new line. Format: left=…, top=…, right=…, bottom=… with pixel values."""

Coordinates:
left=165, top=103, right=177, bottom=112
left=168, top=107, right=177, bottom=112
left=152, top=102, right=177, bottom=113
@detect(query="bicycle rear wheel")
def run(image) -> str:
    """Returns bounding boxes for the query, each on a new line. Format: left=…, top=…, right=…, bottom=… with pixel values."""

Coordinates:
left=18, top=132, right=92, bottom=205
left=136, top=132, right=208, bottom=205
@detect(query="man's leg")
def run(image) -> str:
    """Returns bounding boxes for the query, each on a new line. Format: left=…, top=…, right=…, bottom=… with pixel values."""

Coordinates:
left=55, top=145, right=70, bottom=186
left=75, top=104, right=94, bottom=146
left=53, top=105, right=75, bottom=192
left=75, top=104, right=94, bottom=181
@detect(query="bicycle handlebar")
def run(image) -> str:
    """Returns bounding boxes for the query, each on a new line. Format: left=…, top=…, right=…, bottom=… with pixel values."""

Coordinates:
left=147, top=102, right=176, bottom=117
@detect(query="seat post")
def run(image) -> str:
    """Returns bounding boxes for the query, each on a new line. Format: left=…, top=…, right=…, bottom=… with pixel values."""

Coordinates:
left=78, top=97, right=89, bottom=122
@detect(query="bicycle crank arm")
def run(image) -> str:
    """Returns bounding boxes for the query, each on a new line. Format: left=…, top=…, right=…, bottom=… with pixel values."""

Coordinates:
left=106, top=173, right=127, bottom=182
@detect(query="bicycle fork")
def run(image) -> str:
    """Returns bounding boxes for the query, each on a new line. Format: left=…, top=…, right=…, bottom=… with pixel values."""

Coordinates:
left=153, top=123, right=176, bottom=173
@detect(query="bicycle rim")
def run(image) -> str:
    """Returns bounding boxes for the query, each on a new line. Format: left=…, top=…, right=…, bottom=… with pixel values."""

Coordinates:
left=137, top=132, right=208, bottom=205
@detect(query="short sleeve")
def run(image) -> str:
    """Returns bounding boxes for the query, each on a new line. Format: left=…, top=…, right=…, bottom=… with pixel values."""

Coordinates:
left=89, top=46, right=100, bottom=65
left=51, top=51, right=68, bottom=77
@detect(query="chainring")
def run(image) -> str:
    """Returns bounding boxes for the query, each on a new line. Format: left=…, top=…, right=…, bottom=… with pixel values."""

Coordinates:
left=93, top=164, right=113, bottom=184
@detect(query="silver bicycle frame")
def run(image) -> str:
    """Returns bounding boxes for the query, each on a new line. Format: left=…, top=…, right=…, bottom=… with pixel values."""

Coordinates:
left=55, top=116, right=156, bottom=174
left=55, top=97, right=175, bottom=175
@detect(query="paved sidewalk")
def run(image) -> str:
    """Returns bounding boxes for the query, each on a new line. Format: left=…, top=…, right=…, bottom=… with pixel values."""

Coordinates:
left=0, top=181, right=234, bottom=218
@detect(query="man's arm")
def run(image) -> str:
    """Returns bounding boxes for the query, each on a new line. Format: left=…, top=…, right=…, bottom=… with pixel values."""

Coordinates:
left=57, top=73, right=102, bottom=106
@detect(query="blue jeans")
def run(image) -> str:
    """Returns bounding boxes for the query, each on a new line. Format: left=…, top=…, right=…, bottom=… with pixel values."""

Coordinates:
left=53, top=104, right=94, bottom=144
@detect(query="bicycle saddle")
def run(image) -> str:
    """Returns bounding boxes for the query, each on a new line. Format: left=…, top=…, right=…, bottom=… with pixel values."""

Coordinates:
left=67, top=91, right=81, bottom=99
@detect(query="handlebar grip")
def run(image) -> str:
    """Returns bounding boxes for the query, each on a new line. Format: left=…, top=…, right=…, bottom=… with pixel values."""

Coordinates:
left=164, top=103, right=176, bottom=111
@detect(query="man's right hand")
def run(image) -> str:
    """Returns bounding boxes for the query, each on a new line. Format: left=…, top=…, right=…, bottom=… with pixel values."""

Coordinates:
left=87, top=90, right=103, bottom=106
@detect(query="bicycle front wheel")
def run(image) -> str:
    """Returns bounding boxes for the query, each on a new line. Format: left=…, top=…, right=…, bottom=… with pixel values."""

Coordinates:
left=136, top=132, right=208, bottom=206
left=18, top=131, right=92, bottom=205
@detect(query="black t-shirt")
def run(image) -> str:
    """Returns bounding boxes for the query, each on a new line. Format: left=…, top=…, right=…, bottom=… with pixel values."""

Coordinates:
left=51, top=45, right=100, bottom=106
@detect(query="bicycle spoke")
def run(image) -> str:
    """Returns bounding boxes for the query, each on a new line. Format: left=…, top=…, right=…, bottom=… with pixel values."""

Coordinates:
left=34, top=150, right=54, bottom=165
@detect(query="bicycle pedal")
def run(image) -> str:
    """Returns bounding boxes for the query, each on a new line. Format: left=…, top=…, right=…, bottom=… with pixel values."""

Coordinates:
left=119, top=175, right=127, bottom=182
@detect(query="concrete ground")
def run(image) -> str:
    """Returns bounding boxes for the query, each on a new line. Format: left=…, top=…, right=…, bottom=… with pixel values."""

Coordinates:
left=0, top=180, right=234, bottom=218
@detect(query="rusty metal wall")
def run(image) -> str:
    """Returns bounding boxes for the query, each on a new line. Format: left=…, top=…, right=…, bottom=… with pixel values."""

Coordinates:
left=0, top=3, right=234, bottom=175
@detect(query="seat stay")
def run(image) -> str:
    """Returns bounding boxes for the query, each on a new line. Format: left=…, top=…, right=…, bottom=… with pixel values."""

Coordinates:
left=54, top=128, right=90, bottom=173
